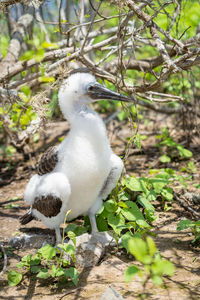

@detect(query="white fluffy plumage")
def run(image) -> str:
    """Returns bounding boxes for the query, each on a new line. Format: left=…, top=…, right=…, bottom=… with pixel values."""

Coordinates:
left=22, top=70, right=130, bottom=243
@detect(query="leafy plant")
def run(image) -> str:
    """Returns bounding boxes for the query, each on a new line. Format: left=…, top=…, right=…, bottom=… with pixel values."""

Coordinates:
left=156, top=128, right=193, bottom=163
left=7, top=231, right=78, bottom=287
left=177, top=219, right=200, bottom=245
left=125, top=236, right=174, bottom=286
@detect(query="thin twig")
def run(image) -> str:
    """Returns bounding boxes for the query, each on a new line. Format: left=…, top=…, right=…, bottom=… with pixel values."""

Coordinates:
left=0, top=243, right=7, bottom=280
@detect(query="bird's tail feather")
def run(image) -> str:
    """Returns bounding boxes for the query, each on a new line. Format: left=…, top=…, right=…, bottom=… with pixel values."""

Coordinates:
left=19, top=210, right=35, bottom=225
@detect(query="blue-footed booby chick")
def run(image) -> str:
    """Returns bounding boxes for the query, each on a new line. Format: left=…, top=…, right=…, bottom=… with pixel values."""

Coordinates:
left=20, top=68, right=133, bottom=244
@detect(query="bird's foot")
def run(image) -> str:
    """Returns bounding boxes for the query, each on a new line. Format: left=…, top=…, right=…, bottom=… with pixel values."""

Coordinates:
left=91, top=231, right=119, bottom=247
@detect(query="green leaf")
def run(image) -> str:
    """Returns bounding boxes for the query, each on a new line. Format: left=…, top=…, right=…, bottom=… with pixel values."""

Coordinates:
left=177, top=145, right=193, bottom=158
left=150, top=178, right=168, bottom=193
left=128, top=238, right=152, bottom=264
left=42, top=41, right=59, bottom=49
left=104, top=200, right=117, bottom=212
left=193, top=183, right=200, bottom=189
left=37, top=269, right=50, bottom=279
left=35, top=49, right=45, bottom=62
left=121, top=231, right=135, bottom=252
left=152, top=275, right=163, bottom=285
left=31, top=266, right=41, bottom=274
left=146, top=236, right=157, bottom=256
left=161, top=187, right=173, bottom=201
left=38, top=244, right=56, bottom=260
left=20, top=85, right=31, bottom=97
left=137, top=195, right=155, bottom=213
left=8, top=271, right=22, bottom=286
left=147, top=190, right=157, bottom=201
left=51, top=265, right=57, bottom=277
left=124, top=265, right=140, bottom=282
left=67, top=231, right=76, bottom=245
left=122, top=177, right=147, bottom=192
left=152, top=257, right=174, bottom=277
left=96, top=215, right=109, bottom=231
left=64, top=267, right=79, bottom=286
left=177, top=219, right=192, bottom=231
left=38, top=76, right=55, bottom=83
left=57, top=243, right=75, bottom=256
left=107, top=212, right=125, bottom=235
left=20, top=50, right=35, bottom=61
left=160, top=155, right=171, bottom=163
left=121, top=201, right=149, bottom=227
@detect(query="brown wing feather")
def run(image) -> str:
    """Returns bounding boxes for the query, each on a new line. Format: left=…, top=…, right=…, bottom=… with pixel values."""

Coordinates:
left=32, top=195, right=62, bottom=217
left=37, top=146, right=58, bottom=176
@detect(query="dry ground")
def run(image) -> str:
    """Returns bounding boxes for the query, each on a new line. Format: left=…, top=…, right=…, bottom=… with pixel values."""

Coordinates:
left=0, top=111, right=200, bottom=299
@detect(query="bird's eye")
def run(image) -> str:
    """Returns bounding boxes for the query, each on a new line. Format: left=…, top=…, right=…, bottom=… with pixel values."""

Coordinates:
left=88, top=85, right=94, bottom=92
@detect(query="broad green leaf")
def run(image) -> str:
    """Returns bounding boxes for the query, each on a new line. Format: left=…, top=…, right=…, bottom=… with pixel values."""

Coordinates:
left=124, top=265, right=140, bottom=282
left=51, top=265, right=57, bottom=277
left=121, top=201, right=149, bottom=227
left=160, top=137, right=177, bottom=147
left=31, top=266, right=41, bottom=274
left=152, top=275, right=163, bottom=285
left=118, top=201, right=128, bottom=208
left=96, top=215, right=109, bottom=231
left=128, top=238, right=152, bottom=264
left=146, top=236, right=157, bottom=256
left=67, top=231, right=76, bottom=245
left=37, top=269, right=50, bottom=279
left=177, top=145, right=192, bottom=158
left=193, top=184, right=200, bottom=189
left=56, top=267, right=65, bottom=277
left=20, top=114, right=31, bottom=126
left=38, top=244, right=56, bottom=260
left=122, top=177, right=147, bottom=192
left=64, top=244, right=75, bottom=256
left=20, top=86, right=31, bottom=97
left=108, top=212, right=125, bottom=235
left=119, top=191, right=129, bottom=201
left=121, top=231, right=135, bottom=252
left=160, top=155, right=171, bottom=163
left=51, top=265, right=64, bottom=277
left=64, top=267, right=79, bottom=286
left=8, top=271, right=22, bottom=286
left=137, top=195, right=155, bottom=213
left=104, top=200, right=117, bottom=212
left=147, top=190, right=157, bottom=201
left=20, top=50, right=35, bottom=61
left=150, top=178, right=168, bottom=193
left=177, top=219, right=192, bottom=231
left=152, top=258, right=174, bottom=277
left=35, top=49, right=45, bottom=62
left=161, top=187, right=173, bottom=201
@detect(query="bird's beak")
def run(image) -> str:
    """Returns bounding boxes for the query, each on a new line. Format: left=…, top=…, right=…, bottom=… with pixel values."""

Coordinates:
left=87, top=83, right=133, bottom=103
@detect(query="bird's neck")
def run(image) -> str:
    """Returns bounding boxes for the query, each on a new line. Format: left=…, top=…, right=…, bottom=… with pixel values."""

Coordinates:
left=66, top=104, right=108, bottom=141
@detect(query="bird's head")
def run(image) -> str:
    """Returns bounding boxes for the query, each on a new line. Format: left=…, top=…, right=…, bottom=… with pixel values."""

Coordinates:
left=58, top=68, right=133, bottom=118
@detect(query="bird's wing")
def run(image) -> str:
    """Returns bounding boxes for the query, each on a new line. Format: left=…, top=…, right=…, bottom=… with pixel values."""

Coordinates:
left=37, top=146, right=58, bottom=176
left=32, top=195, right=62, bottom=217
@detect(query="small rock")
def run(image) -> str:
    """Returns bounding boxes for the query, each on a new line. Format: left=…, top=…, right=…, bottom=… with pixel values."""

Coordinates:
left=9, top=233, right=55, bottom=249
left=73, top=233, right=105, bottom=268
left=99, top=286, right=125, bottom=300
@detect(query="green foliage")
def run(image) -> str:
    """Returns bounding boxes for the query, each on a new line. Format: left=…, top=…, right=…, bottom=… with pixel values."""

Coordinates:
left=7, top=233, right=78, bottom=287
left=8, top=270, right=23, bottom=286
left=124, top=236, right=174, bottom=286
left=177, top=219, right=200, bottom=245
left=156, top=128, right=193, bottom=162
